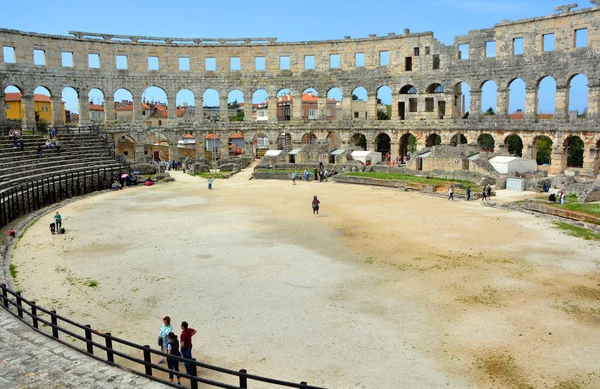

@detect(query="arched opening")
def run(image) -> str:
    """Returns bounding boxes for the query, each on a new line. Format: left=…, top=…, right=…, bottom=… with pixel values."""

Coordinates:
left=351, top=87, right=368, bottom=120
left=564, top=136, right=584, bottom=168
left=537, top=76, right=556, bottom=118
left=595, top=139, right=600, bottom=175
left=145, top=132, right=170, bottom=161
left=508, top=78, right=526, bottom=118
left=176, top=89, right=195, bottom=123
left=253, top=132, right=269, bottom=158
left=399, top=133, right=417, bottom=159
left=302, top=133, right=318, bottom=145
left=481, top=80, right=497, bottom=115
left=454, top=82, right=470, bottom=119
left=351, top=133, right=367, bottom=150
left=426, top=133, right=441, bottom=147
left=204, top=133, right=221, bottom=160
left=375, top=133, right=391, bottom=159
left=203, top=89, right=220, bottom=122
left=88, top=89, right=105, bottom=123
left=531, top=136, right=553, bottom=165
left=277, top=88, right=293, bottom=121
left=142, top=86, right=168, bottom=126
left=61, top=87, right=78, bottom=125
left=376, top=86, right=392, bottom=120
left=327, top=132, right=340, bottom=147
left=398, top=84, right=417, bottom=120
left=450, top=133, right=468, bottom=147
left=4, top=85, right=25, bottom=124
left=425, top=83, right=446, bottom=119
left=327, top=88, right=343, bottom=121
left=227, top=90, right=245, bottom=122
left=301, top=88, right=319, bottom=120
left=114, top=88, right=134, bottom=123
left=477, top=134, right=495, bottom=152
left=228, top=133, right=245, bottom=156
left=33, top=86, right=53, bottom=126
left=505, top=134, right=523, bottom=157
left=252, top=90, right=269, bottom=122
left=116, top=135, right=136, bottom=160
left=568, top=74, right=589, bottom=118
left=177, top=133, right=196, bottom=160
left=277, top=132, right=292, bottom=149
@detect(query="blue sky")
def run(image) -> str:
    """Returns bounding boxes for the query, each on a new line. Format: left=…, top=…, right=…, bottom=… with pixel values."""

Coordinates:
left=2, top=0, right=592, bottom=114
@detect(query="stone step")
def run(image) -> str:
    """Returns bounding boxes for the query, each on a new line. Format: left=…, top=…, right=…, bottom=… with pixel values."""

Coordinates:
left=0, top=160, right=121, bottom=183
left=0, top=157, right=118, bottom=177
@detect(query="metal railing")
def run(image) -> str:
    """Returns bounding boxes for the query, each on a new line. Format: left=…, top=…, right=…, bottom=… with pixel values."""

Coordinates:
left=0, top=284, right=326, bottom=389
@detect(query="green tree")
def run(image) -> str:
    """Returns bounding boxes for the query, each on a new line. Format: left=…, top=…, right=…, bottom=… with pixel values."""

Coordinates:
left=228, top=100, right=240, bottom=110
left=484, top=107, right=495, bottom=115
left=480, top=134, right=495, bottom=151
left=377, top=110, right=390, bottom=120
left=506, top=135, right=523, bottom=157
left=567, top=137, right=584, bottom=167
left=34, top=111, right=49, bottom=135
left=535, top=137, right=552, bottom=165
left=356, top=134, right=367, bottom=150
left=407, top=135, right=417, bottom=153
left=352, top=94, right=359, bottom=101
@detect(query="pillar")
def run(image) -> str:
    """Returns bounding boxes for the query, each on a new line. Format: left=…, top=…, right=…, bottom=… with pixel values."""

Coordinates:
left=549, top=146, right=565, bottom=175
left=23, top=94, right=35, bottom=129
left=442, top=93, right=453, bottom=119
left=268, top=96, right=278, bottom=122
left=391, top=93, right=400, bottom=120
left=555, top=86, right=569, bottom=120
left=219, top=96, right=229, bottom=122
left=318, top=96, right=327, bottom=120
left=0, top=93, right=6, bottom=126
left=133, top=96, right=143, bottom=125
left=367, top=95, right=377, bottom=120
left=469, top=89, right=481, bottom=119
left=195, top=134, right=205, bottom=160
left=135, top=143, right=145, bottom=162
left=244, top=97, right=253, bottom=122
left=582, top=146, right=598, bottom=176
left=496, top=88, right=509, bottom=118
left=292, top=96, right=303, bottom=121
left=79, top=98, right=90, bottom=127
left=168, top=93, right=177, bottom=124
left=104, top=96, right=114, bottom=124
left=221, top=133, right=230, bottom=158
left=525, top=87, right=537, bottom=120
left=342, top=94, right=352, bottom=120
left=587, top=85, right=600, bottom=119
left=194, top=94, right=203, bottom=122
left=52, top=96, right=64, bottom=127
left=169, top=143, right=179, bottom=161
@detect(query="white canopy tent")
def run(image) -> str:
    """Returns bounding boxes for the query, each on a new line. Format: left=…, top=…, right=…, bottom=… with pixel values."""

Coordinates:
left=489, top=156, right=537, bottom=174
left=264, top=150, right=283, bottom=157
left=351, top=151, right=382, bottom=166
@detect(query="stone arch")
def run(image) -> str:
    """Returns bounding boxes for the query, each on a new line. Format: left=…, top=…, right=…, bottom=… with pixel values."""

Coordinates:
left=228, top=133, right=245, bottom=156
left=568, top=73, right=588, bottom=117
left=376, top=85, right=392, bottom=120
left=177, top=132, right=196, bottom=160
left=116, top=134, right=136, bottom=160
left=351, top=87, right=368, bottom=120
left=301, top=88, right=319, bottom=120
left=176, top=89, right=195, bottom=123
left=426, top=83, right=445, bottom=94
left=537, top=75, right=556, bottom=116
left=504, top=134, right=523, bottom=157
left=227, top=89, right=245, bottom=122
left=144, top=131, right=170, bottom=161
left=399, top=85, right=417, bottom=94
left=114, top=88, right=134, bottom=124
left=327, top=132, right=340, bottom=147
left=3, top=85, right=26, bottom=123
left=277, top=132, right=292, bottom=149
left=61, top=87, right=79, bottom=125
left=531, top=135, right=553, bottom=165
left=327, top=87, right=343, bottom=121
left=481, top=80, right=498, bottom=114
left=450, top=133, right=468, bottom=147
left=351, top=133, right=367, bottom=150
left=399, top=133, right=416, bottom=158
left=33, top=86, right=54, bottom=125
left=375, top=132, right=391, bottom=158
left=203, top=89, right=220, bottom=122
left=251, top=89, right=269, bottom=122
left=276, top=88, right=293, bottom=121
left=302, top=133, right=318, bottom=145
left=88, top=88, right=106, bottom=123
left=477, top=134, right=495, bottom=152
left=563, top=135, right=584, bottom=168
left=426, top=133, right=441, bottom=147
left=508, top=78, right=526, bottom=116
left=454, top=82, right=471, bottom=118
left=142, top=86, right=168, bottom=126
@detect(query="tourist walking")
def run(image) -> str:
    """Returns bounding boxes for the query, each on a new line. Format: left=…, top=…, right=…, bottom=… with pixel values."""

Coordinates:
left=486, top=184, right=492, bottom=198
left=559, top=191, right=565, bottom=204
left=292, top=172, right=297, bottom=185
left=208, top=176, right=213, bottom=190
left=481, top=187, right=488, bottom=202
left=319, top=170, right=324, bottom=182
left=318, top=157, right=324, bottom=170
left=166, top=332, right=182, bottom=385
left=10, top=129, right=17, bottom=148
left=304, top=169, right=310, bottom=182
left=448, top=186, right=454, bottom=201
left=54, top=211, right=62, bottom=229
left=312, top=195, right=320, bottom=217
left=180, top=321, right=197, bottom=375
left=466, top=187, right=471, bottom=201
left=158, top=316, right=173, bottom=364
left=37, top=144, right=43, bottom=158
left=314, top=168, right=318, bottom=181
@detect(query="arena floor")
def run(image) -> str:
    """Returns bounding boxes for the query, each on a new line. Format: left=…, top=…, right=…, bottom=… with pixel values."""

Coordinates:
left=10, top=168, right=600, bottom=388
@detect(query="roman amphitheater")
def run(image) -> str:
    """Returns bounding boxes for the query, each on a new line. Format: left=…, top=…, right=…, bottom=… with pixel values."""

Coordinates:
left=1, top=2, right=600, bottom=389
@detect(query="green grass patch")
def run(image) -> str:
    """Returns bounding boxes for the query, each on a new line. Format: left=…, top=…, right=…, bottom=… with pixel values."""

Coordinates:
left=9, top=264, right=18, bottom=279
left=342, top=172, right=473, bottom=187
left=87, top=281, right=98, bottom=288
left=190, top=172, right=230, bottom=179
left=257, top=169, right=308, bottom=174
left=558, top=203, right=600, bottom=218
left=554, top=222, right=600, bottom=241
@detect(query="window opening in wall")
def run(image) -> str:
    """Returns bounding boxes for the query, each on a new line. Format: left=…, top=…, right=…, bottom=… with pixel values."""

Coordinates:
left=3, top=47, right=15, bottom=63
left=458, top=44, right=469, bottom=59
left=304, top=55, right=315, bottom=70
left=255, top=56, right=265, bottom=71
left=542, top=34, right=554, bottom=52
left=425, top=46, right=430, bottom=55
left=205, top=57, right=216, bottom=71
left=486, top=41, right=496, bottom=57
left=330, top=54, right=340, bottom=69
left=116, top=55, right=128, bottom=69
left=230, top=57, right=241, bottom=71
left=88, top=53, right=100, bottom=68
left=513, top=38, right=524, bottom=55
left=425, top=98, right=434, bottom=112
left=61, top=52, right=73, bottom=67
left=379, top=51, right=390, bottom=66
left=148, top=56, right=159, bottom=70
left=279, top=56, right=290, bottom=70
left=34, top=49, right=45, bottom=65
left=575, top=28, right=588, bottom=48
left=179, top=57, right=190, bottom=71
left=355, top=53, right=365, bottom=67
left=433, top=54, right=440, bottom=70
left=414, top=47, right=420, bottom=56
left=354, top=112, right=359, bottom=118
left=409, top=98, right=417, bottom=113
left=405, top=57, right=412, bottom=71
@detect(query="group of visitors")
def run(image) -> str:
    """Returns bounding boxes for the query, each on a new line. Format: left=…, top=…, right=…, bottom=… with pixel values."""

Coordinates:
left=157, top=317, right=197, bottom=385
left=49, top=211, right=65, bottom=234
left=384, top=153, right=410, bottom=166
left=450, top=184, right=493, bottom=201
left=37, top=138, right=61, bottom=158
left=549, top=190, right=566, bottom=204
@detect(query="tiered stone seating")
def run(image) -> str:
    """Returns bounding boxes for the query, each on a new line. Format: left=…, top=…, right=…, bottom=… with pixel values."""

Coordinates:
left=0, top=133, right=125, bottom=191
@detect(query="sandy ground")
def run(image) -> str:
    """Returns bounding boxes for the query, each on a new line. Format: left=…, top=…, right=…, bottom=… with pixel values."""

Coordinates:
left=10, top=168, right=600, bottom=389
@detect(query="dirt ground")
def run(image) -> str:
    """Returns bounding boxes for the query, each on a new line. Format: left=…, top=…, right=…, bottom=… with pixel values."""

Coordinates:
left=10, top=168, right=600, bottom=389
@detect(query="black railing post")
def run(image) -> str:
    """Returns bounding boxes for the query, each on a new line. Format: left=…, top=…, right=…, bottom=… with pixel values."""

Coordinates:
left=50, top=310, right=59, bottom=338
left=15, top=291, right=23, bottom=319
left=300, top=382, right=308, bottom=388
left=190, top=358, right=199, bottom=389
left=239, top=369, right=248, bottom=389
left=31, top=302, right=38, bottom=329
left=143, top=345, right=153, bottom=376
left=85, top=325, right=94, bottom=354
left=1, top=284, right=8, bottom=308
left=105, top=332, right=114, bottom=363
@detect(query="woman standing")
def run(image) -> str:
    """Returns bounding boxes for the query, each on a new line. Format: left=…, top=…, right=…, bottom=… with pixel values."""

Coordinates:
left=312, top=195, right=320, bottom=217
left=158, top=316, right=172, bottom=364
left=166, top=332, right=182, bottom=385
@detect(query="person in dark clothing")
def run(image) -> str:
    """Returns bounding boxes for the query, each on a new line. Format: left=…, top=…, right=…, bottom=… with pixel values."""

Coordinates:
left=314, top=169, right=318, bottom=181
left=481, top=188, right=488, bottom=202
left=486, top=184, right=492, bottom=197
left=180, top=321, right=197, bottom=375
left=37, top=145, right=43, bottom=158
left=312, top=195, right=320, bottom=217
left=319, top=170, right=324, bottom=182
left=549, top=193, right=557, bottom=203
left=19, top=139, right=24, bottom=151
left=166, top=332, right=182, bottom=385
left=466, top=187, right=471, bottom=201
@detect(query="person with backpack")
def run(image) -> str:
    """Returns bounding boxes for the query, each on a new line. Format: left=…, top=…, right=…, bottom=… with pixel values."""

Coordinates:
left=312, top=195, right=320, bottom=217
left=166, top=332, right=182, bottom=385
left=158, top=316, right=172, bottom=364
left=448, top=186, right=454, bottom=201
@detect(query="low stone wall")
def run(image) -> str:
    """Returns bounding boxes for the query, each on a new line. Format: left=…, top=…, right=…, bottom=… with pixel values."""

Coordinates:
left=252, top=171, right=322, bottom=181
left=371, top=165, right=497, bottom=188
left=332, top=175, right=436, bottom=192
left=517, top=202, right=600, bottom=225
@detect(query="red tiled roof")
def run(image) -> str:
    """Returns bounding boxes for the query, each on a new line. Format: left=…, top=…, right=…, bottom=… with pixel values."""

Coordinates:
left=183, top=134, right=195, bottom=139
left=229, top=133, right=244, bottom=139
left=5, top=92, right=54, bottom=103
left=509, top=112, right=554, bottom=120
left=205, top=134, right=220, bottom=139
left=89, top=104, right=104, bottom=111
